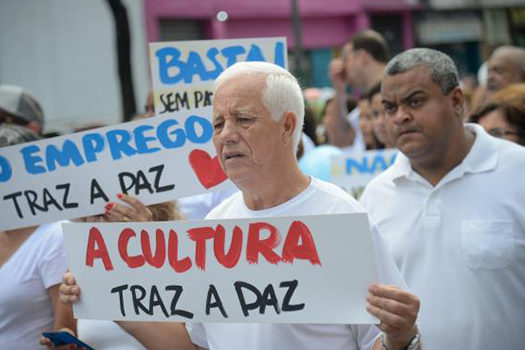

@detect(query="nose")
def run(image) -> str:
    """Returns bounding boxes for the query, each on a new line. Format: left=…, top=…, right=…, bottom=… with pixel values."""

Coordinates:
left=217, top=118, right=241, bottom=145
left=392, top=105, right=412, bottom=125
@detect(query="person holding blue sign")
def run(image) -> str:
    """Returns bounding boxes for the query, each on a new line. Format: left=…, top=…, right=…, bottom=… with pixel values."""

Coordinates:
left=59, top=61, right=421, bottom=350
left=360, top=48, right=525, bottom=350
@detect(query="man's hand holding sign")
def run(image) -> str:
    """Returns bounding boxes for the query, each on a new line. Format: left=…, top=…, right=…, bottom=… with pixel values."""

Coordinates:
left=57, top=60, right=421, bottom=350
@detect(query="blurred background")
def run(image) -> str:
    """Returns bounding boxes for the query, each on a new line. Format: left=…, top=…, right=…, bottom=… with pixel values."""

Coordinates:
left=1, top=0, right=524, bottom=134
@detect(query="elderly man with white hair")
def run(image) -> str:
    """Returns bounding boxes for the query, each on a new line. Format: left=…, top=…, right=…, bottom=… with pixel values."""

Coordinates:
left=59, top=61, right=421, bottom=350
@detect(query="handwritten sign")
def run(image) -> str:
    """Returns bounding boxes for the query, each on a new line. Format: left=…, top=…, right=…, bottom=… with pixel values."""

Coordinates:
left=0, top=107, right=235, bottom=230
left=63, top=213, right=378, bottom=324
left=149, top=37, right=287, bottom=115
left=330, top=149, right=398, bottom=191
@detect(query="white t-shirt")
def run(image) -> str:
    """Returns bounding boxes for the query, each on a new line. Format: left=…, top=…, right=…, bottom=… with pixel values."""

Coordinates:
left=0, top=222, right=68, bottom=350
left=178, top=188, right=238, bottom=220
left=77, top=320, right=146, bottom=350
left=185, top=177, right=406, bottom=350
left=360, top=124, right=525, bottom=350
left=342, top=107, right=366, bottom=156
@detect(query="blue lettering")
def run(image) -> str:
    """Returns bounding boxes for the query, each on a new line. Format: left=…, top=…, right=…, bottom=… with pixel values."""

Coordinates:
left=21, top=145, right=46, bottom=174
left=245, top=44, right=266, bottom=62
left=274, top=42, right=285, bottom=68
left=46, top=140, right=85, bottom=172
left=134, top=125, right=161, bottom=154
left=106, top=129, right=137, bottom=160
left=0, top=155, right=12, bottom=182
left=157, top=119, right=186, bottom=149
left=370, top=155, right=388, bottom=173
left=346, top=158, right=366, bottom=174
left=221, top=46, right=246, bottom=67
left=185, top=51, right=211, bottom=83
left=185, top=116, right=213, bottom=144
left=156, top=47, right=183, bottom=84
left=206, top=47, right=224, bottom=80
left=82, top=133, right=105, bottom=163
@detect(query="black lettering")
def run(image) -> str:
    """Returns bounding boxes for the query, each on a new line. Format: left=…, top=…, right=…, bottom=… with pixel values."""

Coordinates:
left=118, top=172, right=136, bottom=194
left=261, top=284, right=280, bottom=315
left=130, top=285, right=150, bottom=315
left=150, top=285, right=170, bottom=318
left=194, top=91, right=203, bottom=108
left=23, top=190, right=46, bottom=215
left=89, top=178, right=109, bottom=204
left=149, top=164, right=175, bottom=193
left=280, top=280, right=305, bottom=312
left=175, top=92, right=190, bottom=110
left=205, top=284, right=228, bottom=318
left=42, top=188, right=62, bottom=211
left=3, top=191, right=24, bottom=218
left=159, top=93, right=175, bottom=114
left=56, top=183, right=79, bottom=209
left=135, top=170, right=153, bottom=195
left=166, top=285, right=194, bottom=319
left=234, top=281, right=262, bottom=317
left=203, top=91, right=213, bottom=107
left=111, top=284, right=129, bottom=317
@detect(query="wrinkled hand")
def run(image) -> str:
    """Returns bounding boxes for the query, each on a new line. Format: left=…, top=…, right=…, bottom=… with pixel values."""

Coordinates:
left=329, top=58, right=346, bottom=92
left=59, top=272, right=81, bottom=305
left=104, top=193, right=153, bottom=222
left=367, top=284, right=420, bottom=350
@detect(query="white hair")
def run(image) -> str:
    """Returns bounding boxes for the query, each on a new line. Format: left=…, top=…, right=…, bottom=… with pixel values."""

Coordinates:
left=214, top=61, right=305, bottom=152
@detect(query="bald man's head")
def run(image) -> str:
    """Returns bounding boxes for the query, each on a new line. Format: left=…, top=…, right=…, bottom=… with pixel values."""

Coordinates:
left=487, top=46, right=525, bottom=94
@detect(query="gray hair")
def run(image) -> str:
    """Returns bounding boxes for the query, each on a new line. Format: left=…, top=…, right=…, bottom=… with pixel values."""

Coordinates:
left=490, top=45, right=525, bottom=73
left=214, top=61, right=304, bottom=152
left=385, top=48, right=459, bottom=95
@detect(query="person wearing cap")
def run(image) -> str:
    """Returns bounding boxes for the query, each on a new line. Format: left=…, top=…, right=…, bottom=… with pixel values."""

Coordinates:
left=0, top=85, right=45, bottom=135
left=0, top=124, right=75, bottom=348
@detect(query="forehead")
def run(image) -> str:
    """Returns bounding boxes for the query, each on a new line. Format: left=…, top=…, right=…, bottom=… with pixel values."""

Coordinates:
left=213, top=74, right=267, bottom=117
left=381, top=66, right=437, bottom=99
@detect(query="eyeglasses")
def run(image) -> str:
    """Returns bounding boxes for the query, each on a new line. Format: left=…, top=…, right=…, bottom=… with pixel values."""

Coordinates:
left=487, top=128, right=523, bottom=139
left=0, top=112, right=29, bottom=127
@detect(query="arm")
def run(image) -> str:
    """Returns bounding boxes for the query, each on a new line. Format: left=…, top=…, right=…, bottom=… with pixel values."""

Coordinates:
left=40, top=284, right=78, bottom=349
left=60, top=272, right=204, bottom=350
left=328, top=58, right=355, bottom=147
left=368, top=284, right=421, bottom=350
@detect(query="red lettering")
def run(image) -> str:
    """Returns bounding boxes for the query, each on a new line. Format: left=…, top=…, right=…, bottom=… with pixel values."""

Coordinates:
left=141, top=229, right=166, bottom=268
left=246, top=222, right=281, bottom=264
left=85, top=227, right=113, bottom=270
left=282, top=221, right=321, bottom=265
left=187, top=226, right=215, bottom=270
left=118, top=228, right=145, bottom=268
left=168, top=229, right=192, bottom=273
left=214, top=224, right=242, bottom=268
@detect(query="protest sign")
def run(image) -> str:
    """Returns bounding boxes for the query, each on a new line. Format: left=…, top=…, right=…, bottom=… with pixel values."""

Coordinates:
left=0, top=107, right=234, bottom=230
left=149, top=37, right=287, bottom=115
left=63, top=213, right=378, bottom=324
left=330, top=149, right=398, bottom=191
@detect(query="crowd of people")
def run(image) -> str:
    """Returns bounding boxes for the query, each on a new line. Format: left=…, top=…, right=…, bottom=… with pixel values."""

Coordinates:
left=1, top=28, right=524, bottom=350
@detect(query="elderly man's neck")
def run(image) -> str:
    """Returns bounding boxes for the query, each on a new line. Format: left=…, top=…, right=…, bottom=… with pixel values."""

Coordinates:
left=240, top=164, right=310, bottom=211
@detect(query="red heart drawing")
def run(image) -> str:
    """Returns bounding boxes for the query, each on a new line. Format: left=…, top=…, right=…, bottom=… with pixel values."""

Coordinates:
left=189, top=149, right=228, bottom=189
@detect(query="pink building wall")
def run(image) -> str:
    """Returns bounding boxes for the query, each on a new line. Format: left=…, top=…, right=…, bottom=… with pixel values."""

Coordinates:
left=144, top=0, right=420, bottom=49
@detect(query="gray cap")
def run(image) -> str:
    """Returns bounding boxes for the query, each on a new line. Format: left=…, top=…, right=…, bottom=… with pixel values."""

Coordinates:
left=0, top=85, right=44, bottom=130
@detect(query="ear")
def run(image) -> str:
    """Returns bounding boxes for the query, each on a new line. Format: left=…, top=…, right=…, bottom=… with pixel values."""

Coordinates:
left=450, top=87, right=464, bottom=120
left=282, top=111, right=297, bottom=147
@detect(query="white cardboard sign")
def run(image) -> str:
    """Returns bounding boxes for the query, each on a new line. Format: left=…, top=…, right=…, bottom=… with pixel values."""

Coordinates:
left=63, top=213, right=378, bottom=324
left=330, top=149, right=398, bottom=190
left=149, top=37, right=287, bottom=116
left=0, top=108, right=233, bottom=230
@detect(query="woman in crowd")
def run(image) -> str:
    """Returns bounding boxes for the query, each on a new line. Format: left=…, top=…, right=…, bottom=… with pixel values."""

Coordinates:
left=469, top=83, right=525, bottom=146
left=0, top=124, right=76, bottom=349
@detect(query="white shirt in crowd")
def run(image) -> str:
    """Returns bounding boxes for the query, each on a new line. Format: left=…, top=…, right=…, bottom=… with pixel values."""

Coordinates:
left=186, top=177, right=407, bottom=350
left=343, top=107, right=366, bottom=156
left=360, top=123, right=525, bottom=350
left=0, top=222, right=68, bottom=350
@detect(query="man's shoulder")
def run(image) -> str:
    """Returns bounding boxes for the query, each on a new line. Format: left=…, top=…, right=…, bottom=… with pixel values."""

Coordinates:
left=310, top=178, right=365, bottom=214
